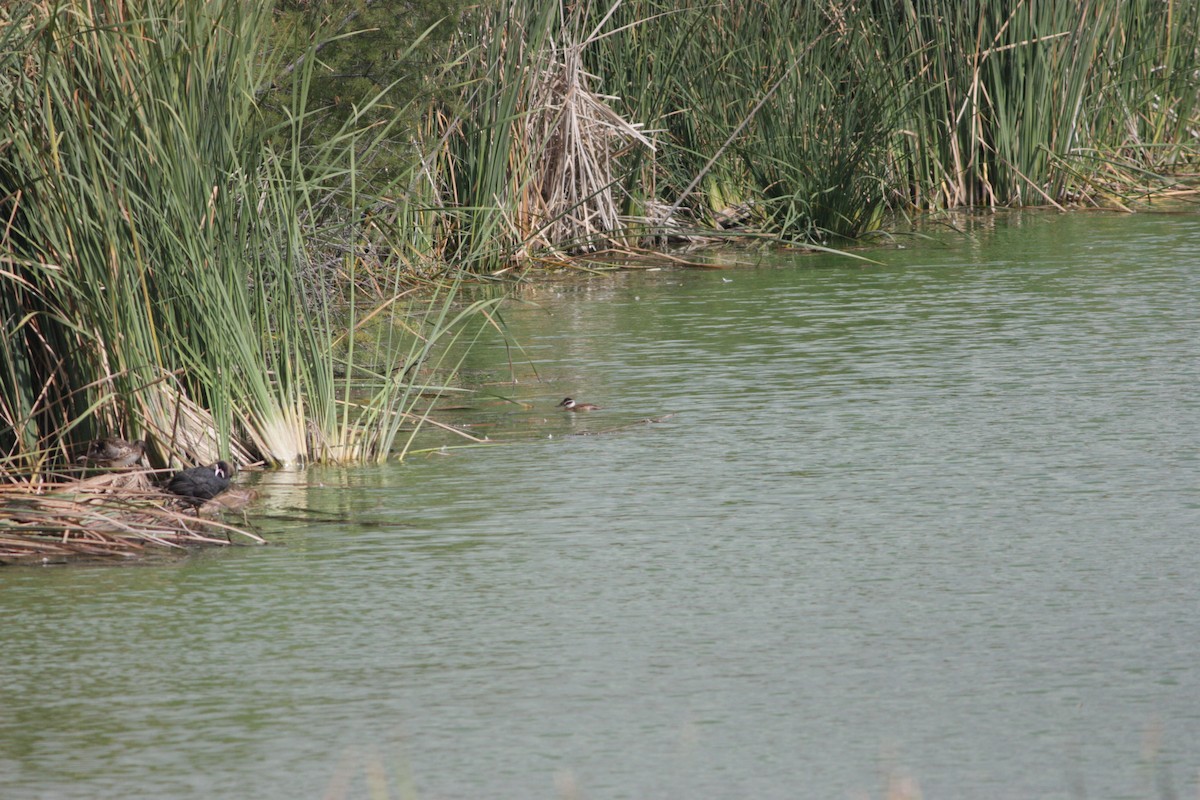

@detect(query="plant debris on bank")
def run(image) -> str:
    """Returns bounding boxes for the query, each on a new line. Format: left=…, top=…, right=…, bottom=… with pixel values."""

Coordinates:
left=0, top=472, right=264, bottom=565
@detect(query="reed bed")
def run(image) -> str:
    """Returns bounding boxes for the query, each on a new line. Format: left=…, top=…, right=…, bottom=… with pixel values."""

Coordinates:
left=576, top=0, right=1200, bottom=238
left=0, top=0, right=502, bottom=556
left=397, top=0, right=1199, bottom=254
left=0, top=0, right=499, bottom=478
left=880, top=0, right=1200, bottom=209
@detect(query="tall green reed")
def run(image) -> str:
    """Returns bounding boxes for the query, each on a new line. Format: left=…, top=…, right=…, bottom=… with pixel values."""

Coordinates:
left=581, top=1, right=902, bottom=241
left=879, top=0, right=1200, bottom=208
left=0, top=0, right=493, bottom=475
left=583, top=0, right=1199, bottom=233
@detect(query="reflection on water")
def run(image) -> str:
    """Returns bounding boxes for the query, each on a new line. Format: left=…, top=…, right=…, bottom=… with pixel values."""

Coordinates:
left=2, top=212, right=1199, bottom=799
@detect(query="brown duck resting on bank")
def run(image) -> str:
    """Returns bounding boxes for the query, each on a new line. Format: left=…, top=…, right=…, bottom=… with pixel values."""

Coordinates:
left=77, top=438, right=146, bottom=468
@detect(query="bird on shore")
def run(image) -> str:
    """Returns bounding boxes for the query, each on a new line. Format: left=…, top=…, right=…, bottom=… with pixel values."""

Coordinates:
left=557, top=397, right=600, bottom=411
left=167, top=461, right=233, bottom=504
left=77, top=438, right=146, bottom=468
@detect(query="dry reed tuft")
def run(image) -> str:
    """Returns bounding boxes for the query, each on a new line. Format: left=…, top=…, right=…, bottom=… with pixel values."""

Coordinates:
left=521, top=20, right=655, bottom=253
left=425, top=0, right=654, bottom=270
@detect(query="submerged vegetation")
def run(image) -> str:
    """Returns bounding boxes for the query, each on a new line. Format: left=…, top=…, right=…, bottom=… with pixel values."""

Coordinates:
left=0, top=0, right=1197, bottom=531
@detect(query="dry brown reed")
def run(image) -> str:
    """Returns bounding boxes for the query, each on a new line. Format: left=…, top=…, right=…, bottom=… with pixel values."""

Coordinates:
left=522, top=26, right=655, bottom=253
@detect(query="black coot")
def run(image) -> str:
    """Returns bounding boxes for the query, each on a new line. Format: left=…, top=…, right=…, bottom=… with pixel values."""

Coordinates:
left=167, top=461, right=233, bottom=503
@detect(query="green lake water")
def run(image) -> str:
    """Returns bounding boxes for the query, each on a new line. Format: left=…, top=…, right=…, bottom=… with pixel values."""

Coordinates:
left=2, top=211, right=1199, bottom=799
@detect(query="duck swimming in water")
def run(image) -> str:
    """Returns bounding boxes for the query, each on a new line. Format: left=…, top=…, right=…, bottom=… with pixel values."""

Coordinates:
left=167, top=461, right=233, bottom=504
left=78, top=438, right=146, bottom=468
left=557, top=397, right=600, bottom=411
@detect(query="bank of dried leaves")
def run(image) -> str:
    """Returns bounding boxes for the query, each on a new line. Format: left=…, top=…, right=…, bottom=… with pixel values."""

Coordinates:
left=0, top=470, right=263, bottom=565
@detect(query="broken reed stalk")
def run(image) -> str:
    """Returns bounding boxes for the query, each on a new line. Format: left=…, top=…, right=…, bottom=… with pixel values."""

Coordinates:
left=525, top=32, right=654, bottom=252
left=0, top=471, right=264, bottom=564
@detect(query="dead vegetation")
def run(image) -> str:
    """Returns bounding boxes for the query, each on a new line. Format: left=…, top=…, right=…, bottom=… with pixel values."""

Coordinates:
left=0, top=470, right=264, bottom=565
